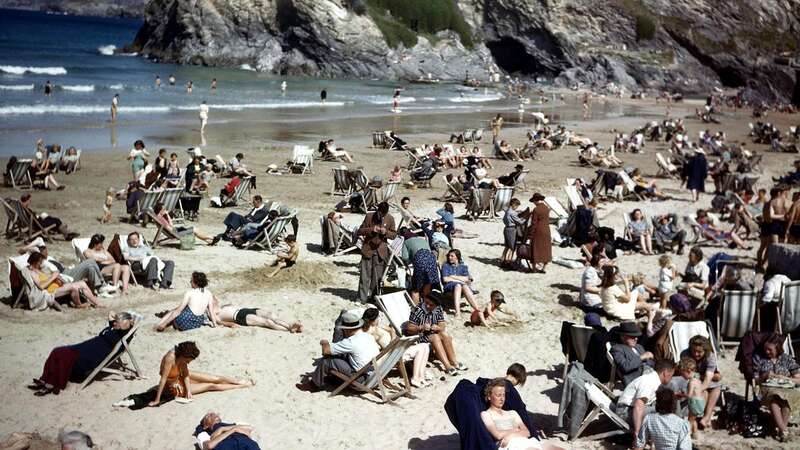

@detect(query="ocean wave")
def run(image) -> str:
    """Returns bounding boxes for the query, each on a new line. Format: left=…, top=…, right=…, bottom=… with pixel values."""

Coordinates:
left=0, top=65, right=67, bottom=76
left=60, top=84, right=95, bottom=92
left=447, top=94, right=504, bottom=103
left=175, top=101, right=347, bottom=111
left=98, top=44, right=116, bottom=56
left=0, top=84, right=34, bottom=91
left=359, top=95, right=417, bottom=105
left=109, top=84, right=125, bottom=90
left=0, top=105, right=170, bottom=115
left=239, top=64, right=256, bottom=72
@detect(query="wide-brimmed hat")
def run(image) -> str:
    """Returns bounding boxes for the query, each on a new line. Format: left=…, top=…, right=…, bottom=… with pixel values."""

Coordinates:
left=514, top=164, right=524, bottom=170
left=617, top=321, right=642, bottom=337
left=336, top=311, right=364, bottom=330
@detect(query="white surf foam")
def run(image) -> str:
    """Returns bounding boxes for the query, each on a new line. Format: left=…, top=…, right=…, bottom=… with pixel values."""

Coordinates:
left=447, top=93, right=503, bottom=103
left=239, top=64, right=256, bottom=72
left=97, top=44, right=116, bottom=56
left=61, top=84, right=95, bottom=92
left=359, top=95, right=417, bottom=105
left=175, top=101, right=347, bottom=111
left=0, top=65, right=67, bottom=76
left=0, top=84, right=34, bottom=91
left=109, top=84, right=124, bottom=90
left=0, top=105, right=170, bottom=115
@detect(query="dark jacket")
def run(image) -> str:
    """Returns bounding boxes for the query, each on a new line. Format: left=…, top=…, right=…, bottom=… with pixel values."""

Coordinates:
left=610, top=343, right=653, bottom=386
left=358, top=212, right=397, bottom=260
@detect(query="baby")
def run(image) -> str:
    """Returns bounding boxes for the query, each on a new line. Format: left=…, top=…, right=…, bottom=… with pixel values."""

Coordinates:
left=100, top=187, right=114, bottom=224
left=677, top=357, right=705, bottom=439
left=470, top=290, right=518, bottom=327
left=657, top=255, right=677, bottom=308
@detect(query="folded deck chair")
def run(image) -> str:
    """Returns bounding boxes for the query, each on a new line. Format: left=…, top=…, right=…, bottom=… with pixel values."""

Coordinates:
left=492, top=187, right=514, bottom=218
left=441, top=176, right=466, bottom=202
left=372, top=131, right=389, bottom=148
left=467, top=188, right=493, bottom=220
left=331, top=167, right=353, bottom=197
left=778, top=280, right=800, bottom=337
left=136, top=189, right=163, bottom=223
left=289, top=145, right=314, bottom=174
left=329, top=335, right=419, bottom=403
left=246, top=213, right=295, bottom=252
left=655, top=152, right=679, bottom=179
left=80, top=314, right=144, bottom=389
left=563, top=185, right=584, bottom=211
left=1, top=197, right=20, bottom=237
left=668, top=321, right=717, bottom=363
left=14, top=201, right=55, bottom=241
left=4, top=158, right=33, bottom=190
left=573, top=380, right=630, bottom=441
left=718, top=289, right=758, bottom=347
left=545, top=196, right=569, bottom=223
left=376, top=290, right=415, bottom=335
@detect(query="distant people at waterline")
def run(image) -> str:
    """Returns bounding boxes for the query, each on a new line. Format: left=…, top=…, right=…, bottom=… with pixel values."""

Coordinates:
left=155, top=75, right=161, bottom=88
left=168, top=74, right=176, bottom=85
left=44, top=80, right=53, bottom=96
left=211, top=78, right=217, bottom=92
left=320, top=88, right=327, bottom=103
left=199, top=101, right=209, bottom=133
left=281, top=80, right=287, bottom=92
left=187, top=80, right=193, bottom=94
left=111, top=93, right=119, bottom=122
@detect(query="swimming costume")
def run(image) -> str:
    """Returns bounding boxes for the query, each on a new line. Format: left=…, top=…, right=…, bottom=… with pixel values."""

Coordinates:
left=284, top=260, right=296, bottom=268
left=173, top=307, right=205, bottom=331
left=233, top=308, right=258, bottom=326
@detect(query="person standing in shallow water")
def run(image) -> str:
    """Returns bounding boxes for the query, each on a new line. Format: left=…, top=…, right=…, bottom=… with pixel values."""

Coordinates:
left=44, top=80, right=53, bottom=97
left=199, top=101, right=209, bottom=134
left=168, top=74, right=176, bottom=86
left=111, top=94, right=119, bottom=123
left=320, top=88, right=327, bottom=103
left=155, top=75, right=161, bottom=89
left=211, top=78, right=217, bottom=93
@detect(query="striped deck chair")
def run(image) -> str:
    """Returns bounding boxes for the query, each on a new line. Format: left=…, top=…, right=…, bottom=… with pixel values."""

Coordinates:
left=372, top=131, right=388, bottom=148
left=331, top=168, right=353, bottom=197
left=380, top=181, right=400, bottom=205
left=227, top=176, right=254, bottom=206
left=778, top=280, right=800, bottom=338
left=351, top=169, right=370, bottom=195
left=718, top=290, right=758, bottom=348
left=441, top=176, right=466, bottom=202
left=473, top=128, right=484, bottom=142
left=545, top=196, right=569, bottom=223
left=406, top=148, right=426, bottom=171
left=289, top=145, right=314, bottom=174
left=246, top=213, right=294, bottom=252
left=80, top=314, right=144, bottom=389
left=2, top=197, right=20, bottom=237
left=159, top=188, right=184, bottom=221
left=513, top=169, right=529, bottom=191
left=320, top=216, right=359, bottom=256
left=376, top=290, right=415, bottom=335
left=329, top=335, right=418, bottom=403
left=573, top=379, right=630, bottom=441
left=3, top=159, right=33, bottom=190
left=15, top=201, right=55, bottom=241
left=491, top=187, right=514, bottom=218
left=136, top=189, right=163, bottom=223
left=655, top=152, right=679, bottom=178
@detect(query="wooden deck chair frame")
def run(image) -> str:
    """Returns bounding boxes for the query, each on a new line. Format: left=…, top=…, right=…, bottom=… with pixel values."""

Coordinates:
left=378, top=236, right=406, bottom=294
left=544, top=196, right=569, bottom=223
left=2, top=197, right=20, bottom=237
left=376, top=290, right=416, bottom=335
left=331, top=168, right=353, bottom=197
left=777, top=280, right=800, bottom=339
left=333, top=221, right=359, bottom=256
left=617, top=171, right=646, bottom=201
left=491, top=187, right=514, bottom=219
left=441, top=176, right=466, bottom=202
left=4, top=159, right=33, bottom=190
left=80, top=317, right=144, bottom=389
left=15, top=201, right=55, bottom=242
left=604, top=341, right=618, bottom=389
left=159, top=188, right=184, bottom=222
left=246, top=214, right=294, bottom=252
left=655, top=152, right=679, bottom=179
left=8, top=255, right=29, bottom=308
left=289, top=145, right=314, bottom=175
left=351, top=170, right=369, bottom=195
left=329, top=335, right=419, bottom=403
left=718, top=289, right=758, bottom=348
left=563, top=185, right=584, bottom=211
left=229, top=176, right=254, bottom=206
left=513, top=169, right=530, bottom=191
left=380, top=181, right=400, bottom=205
left=147, top=211, right=186, bottom=249
left=573, top=380, right=630, bottom=441
left=136, top=189, right=163, bottom=223
left=406, top=149, right=425, bottom=171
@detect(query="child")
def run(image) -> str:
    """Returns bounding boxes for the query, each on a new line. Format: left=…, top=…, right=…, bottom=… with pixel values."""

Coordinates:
left=470, top=290, right=517, bottom=327
left=657, top=255, right=676, bottom=308
left=677, top=357, right=705, bottom=439
left=268, top=235, right=299, bottom=278
left=100, top=188, right=114, bottom=224
left=192, top=164, right=215, bottom=193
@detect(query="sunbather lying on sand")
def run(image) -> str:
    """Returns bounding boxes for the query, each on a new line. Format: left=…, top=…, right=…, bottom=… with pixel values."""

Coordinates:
left=212, top=296, right=302, bottom=333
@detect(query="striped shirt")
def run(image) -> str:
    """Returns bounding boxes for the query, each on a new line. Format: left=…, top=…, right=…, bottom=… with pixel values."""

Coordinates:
left=635, top=413, right=691, bottom=450
left=408, top=301, right=445, bottom=343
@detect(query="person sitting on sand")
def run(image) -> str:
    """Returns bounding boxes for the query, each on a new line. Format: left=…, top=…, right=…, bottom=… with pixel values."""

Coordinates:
left=616, top=359, right=676, bottom=441
left=194, top=412, right=261, bottom=450
left=633, top=389, right=691, bottom=450
left=156, top=272, right=221, bottom=332
left=268, top=235, right=299, bottom=277
left=83, top=233, right=131, bottom=295
left=361, top=308, right=430, bottom=388
left=212, top=297, right=302, bottom=333
left=406, top=293, right=467, bottom=376
left=470, top=290, right=518, bottom=328
left=28, top=252, right=103, bottom=309
left=30, top=311, right=135, bottom=396
left=152, top=202, right=216, bottom=245
left=19, top=194, right=79, bottom=240
left=114, top=341, right=253, bottom=408
left=296, top=310, right=380, bottom=392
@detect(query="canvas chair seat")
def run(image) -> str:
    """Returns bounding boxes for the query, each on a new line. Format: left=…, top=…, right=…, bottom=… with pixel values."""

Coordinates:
left=441, top=176, right=466, bottom=202
left=380, top=181, right=400, bottom=205
left=331, top=168, right=353, bottom=197
left=778, top=280, right=800, bottom=337
left=561, top=323, right=598, bottom=381
left=80, top=314, right=144, bottom=389
left=13, top=201, right=55, bottom=241
left=289, top=145, right=314, bottom=174
left=376, top=290, right=415, bottom=335
left=492, top=187, right=514, bottom=219
left=159, top=188, right=184, bottom=221
left=719, top=289, right=758, bottom=347
left=572, top=379, right=630, bottom=441
left=8, top=255, right=55, bottom=310
left=545, top=197, right=569, bottom=222
left=378, top=236, right=406, bottom=294
left=136, top=189, right=163, bottom=222
left=246, top=213, right=296, bottom=252
left=320, top=216, right=360, bottom=256
left=617, top=171, right=646, bottom=201
left=668, top=321, right=717, bottom=363
left=4, top=159, right=33, bottom=190
left=563, top=185, right=584, bottom=211
left=467, top=188, right=493, bottom=219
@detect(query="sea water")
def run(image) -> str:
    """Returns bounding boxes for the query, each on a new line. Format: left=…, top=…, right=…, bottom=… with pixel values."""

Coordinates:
left=0, top=9, right=640, bottom=156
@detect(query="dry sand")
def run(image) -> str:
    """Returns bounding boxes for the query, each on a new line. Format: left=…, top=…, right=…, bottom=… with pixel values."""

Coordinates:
left=1, top=95, right=799, bottom=449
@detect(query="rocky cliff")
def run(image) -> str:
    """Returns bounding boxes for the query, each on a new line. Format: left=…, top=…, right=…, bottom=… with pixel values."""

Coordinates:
left=131, top=0, right=800, bottom=102
left=0, top=0, right=145, bottom=18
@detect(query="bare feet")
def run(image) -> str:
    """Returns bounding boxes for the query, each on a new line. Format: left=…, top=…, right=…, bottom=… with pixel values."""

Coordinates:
left=290, top=323, right=303, bottom=333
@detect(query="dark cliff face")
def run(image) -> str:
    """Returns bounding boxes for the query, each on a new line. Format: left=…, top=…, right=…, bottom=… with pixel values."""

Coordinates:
left=0, top=0, right=145, bottom=18
left=131, top=0, right=800, bottom=102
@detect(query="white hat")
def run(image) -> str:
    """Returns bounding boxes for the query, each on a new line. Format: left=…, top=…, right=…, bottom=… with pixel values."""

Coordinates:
left=339, top=165, right=348, bottom=170
left=30, top=237, right=45, bottom=248
left=336, top=311, right=364, bottom=330
left=475, top=168, right=487, bottom=178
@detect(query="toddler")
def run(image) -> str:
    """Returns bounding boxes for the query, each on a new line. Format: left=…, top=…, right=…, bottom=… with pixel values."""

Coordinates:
left=469, top=290, right=517, bottom=327
left=657, top=255, right=676, bottom=308
left=677, top=357, right=705, bottom=439
left=100, top=187, right=114, bottom=224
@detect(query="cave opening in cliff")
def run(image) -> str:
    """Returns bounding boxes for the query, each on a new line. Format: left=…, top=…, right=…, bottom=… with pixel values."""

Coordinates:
left=487, top=38, right=540, bottom=75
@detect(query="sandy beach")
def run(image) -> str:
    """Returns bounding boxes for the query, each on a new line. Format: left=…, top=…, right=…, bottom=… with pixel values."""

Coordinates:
left=1, top=94, right=799, bottom=450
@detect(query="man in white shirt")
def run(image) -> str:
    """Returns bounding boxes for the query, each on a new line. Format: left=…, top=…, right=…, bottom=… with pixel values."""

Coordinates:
left=678, top=246, right=709, bottom=300
left=123, top=232, right=174, bottom=289
left=615, top=359, right=676, bottom=439
left=298, top=311, right=380, bottom=392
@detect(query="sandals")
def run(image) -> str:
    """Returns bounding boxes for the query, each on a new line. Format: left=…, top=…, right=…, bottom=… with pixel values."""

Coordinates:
left=447, top=367, right=458, bottom=376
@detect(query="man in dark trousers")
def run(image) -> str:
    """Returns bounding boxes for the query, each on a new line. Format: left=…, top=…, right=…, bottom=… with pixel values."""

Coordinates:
left=357, top=202, right=396, bottom=303
left=212, top=195, right=268, bottom=244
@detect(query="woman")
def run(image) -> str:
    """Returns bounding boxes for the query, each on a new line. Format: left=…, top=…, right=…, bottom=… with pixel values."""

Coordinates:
left=152, top=202, right=215, bottom=244
left=527, top=193, right=552, bottom=273
left=680, top=335, right=722, bottom=430
left=30, top=311, right=134, bottom=395
left=753, top=335, right=800, bottom=442
left=627, top=209, right=653, bottom=255
left=34, top=144, right=63, bottom=190
left=685, top=148, right=708, bottom=202
left=631, top=168, right=664, bottom=199
left=580, top=251, right=604, bottom=313
left=127, top=139, right=150, bottom=181
left=388, top=165, right=402, bottom=183
left=83, top=234, right=131, bottom=295
left=696, top=209, right=750, bottom=249
left=156, top=272, right=220, bottom=332
left=28, top=252, right=103, bottom=308
left=60, top=146, right=80, bottom=173
left=442, top=249, right=481, bottom=319
left=362, top=308, right=430, bottom=388
left=436, top=202, right=456, bottom=244
left=599, top=265, right=651, bottom=321
left=502, top=198, right=528, bottom=267
left=480, top=378, right=542, bottom=450
left=490, top=113, right=503, bottom=142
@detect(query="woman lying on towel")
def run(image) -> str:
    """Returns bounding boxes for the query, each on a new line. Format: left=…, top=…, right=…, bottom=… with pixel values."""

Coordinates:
left=29, top=311, right=136, bottom=396
left=113, top=341, right=253, bottom=409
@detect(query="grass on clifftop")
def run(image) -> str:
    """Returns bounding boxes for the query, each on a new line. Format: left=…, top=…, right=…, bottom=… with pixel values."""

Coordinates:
left=364, top=0, right=474, bottom=49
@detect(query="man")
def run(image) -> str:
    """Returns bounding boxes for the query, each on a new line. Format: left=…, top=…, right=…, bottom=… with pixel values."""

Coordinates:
left=123, top=232, right=174, bottom=289
left=111, top=93, right=119, bottom=122
left=406, top=293, right=466, bottom=376
left=19, top=194, right=79, bottom=240
left=228, top=152, right=254, bottom=178
left=634, top=389, right=691, bottom=450
left=356, top=201, right=396, bottom=303
left=213, top=195, right=268, bottom=244
left=678, top=246, right=710, bottom=301
left=652, top=213, right=687, bottom=254
left=297, top=311, right=380, bottom=391
left=398, top=196, right=424, bottom=229
left=498, top=164, right=525, bottom=187
left=610, top=322, right=655, bottom=386
left=773, top=159, right=800, bottom=185
left=388, top=131, right=408, bottom=150
left=18, top=238, right=114, bottom=297
left=615, top=359, right=676, bottom=440
left=194, top=412, right=260, bottom=450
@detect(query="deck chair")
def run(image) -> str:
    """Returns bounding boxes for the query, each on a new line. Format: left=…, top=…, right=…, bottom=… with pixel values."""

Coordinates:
left=513, top=169, right=530, bottom=191
left=289, top=145, right=314, bottom=174
left=492, top=187, right=514, bottom=218
left=147, top=211, right=190, bottom=249
left=545, top=196, right=569, bottom=223
left=406, top=149, right=426, bottom=171
left=655, top=153, right=679, bottom=178
left=605, top=342, right=618, bottom=389
left=573, top=380, right=630, bottom=441
left=669, top=321, right=716, bottom=363
left=473, top=128, right=484, bottom=142
left=563, top=185, right=584, bottom=211
left=80, top=314, right=144, bottom=389
left=3, top=159, right=33, bottom=190
left=14, top=201, right=55, bottom=241
left=159, top=188, right=184, bottom=221
left=331, top=167, right=353, bottom=197
left=71, top=237, right=91, bottom=262
left=441, top=176, right=466, bottom=202
left=321, top=215, right=360, bottom=256
left=8, top=254, right=31, bottom=308
left=380, top=181, right=400, bottom=205
left=329, top=335, right=418, bottom=403
left=372, top=131, right=389, bottom=148
left=136, top=189, right=163, bottom=222
left=378, top=236, right=406, bottom=293
left=718, top=290, right=758, bottom=348
left=351, top=170, right=369, bottom=195
left=466, top=188, right=493, bottom=220
left=246, top=213, right=294, bottom=252
left=777, top=280, right=800, bottom=338
left=376, top=290, right=415, bottom=335
left=561, top=324, right=598, bottom=381
left=2, top=197, right=20, bottom=237
left=226, top=176, right=254, bottom=206
left=617, top=170, right=646, bottom=201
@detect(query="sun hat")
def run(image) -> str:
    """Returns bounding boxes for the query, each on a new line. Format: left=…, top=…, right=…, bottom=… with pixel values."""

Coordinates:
left=617, top=321, right=642, bottom=337
left=30, top=237, right=46, bottom=249
left=336, top=311, right=364, bottom=330
left=475, top=168, right=487, bottom=178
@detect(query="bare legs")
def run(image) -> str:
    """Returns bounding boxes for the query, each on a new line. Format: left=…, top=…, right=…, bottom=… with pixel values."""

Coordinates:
left=768, top=398, right=791, bottom=435
left=188, top=371, right=253, bottom=395
left=428, top=333, right=459, bottom=371
left=700, top=386, right=721, bottom=428
left=451, top=284, right=480, bottom=318
left=408, top=344, right=431, bottom=387
left=246, top=310, right=303, bottom=333
left=193, top=228, right=215, bottom=244
left=53, top=281, right=103, bottom=308
left=101, top=263, right=130, bottom=294
left=639, top=233, right=653, bottom=254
